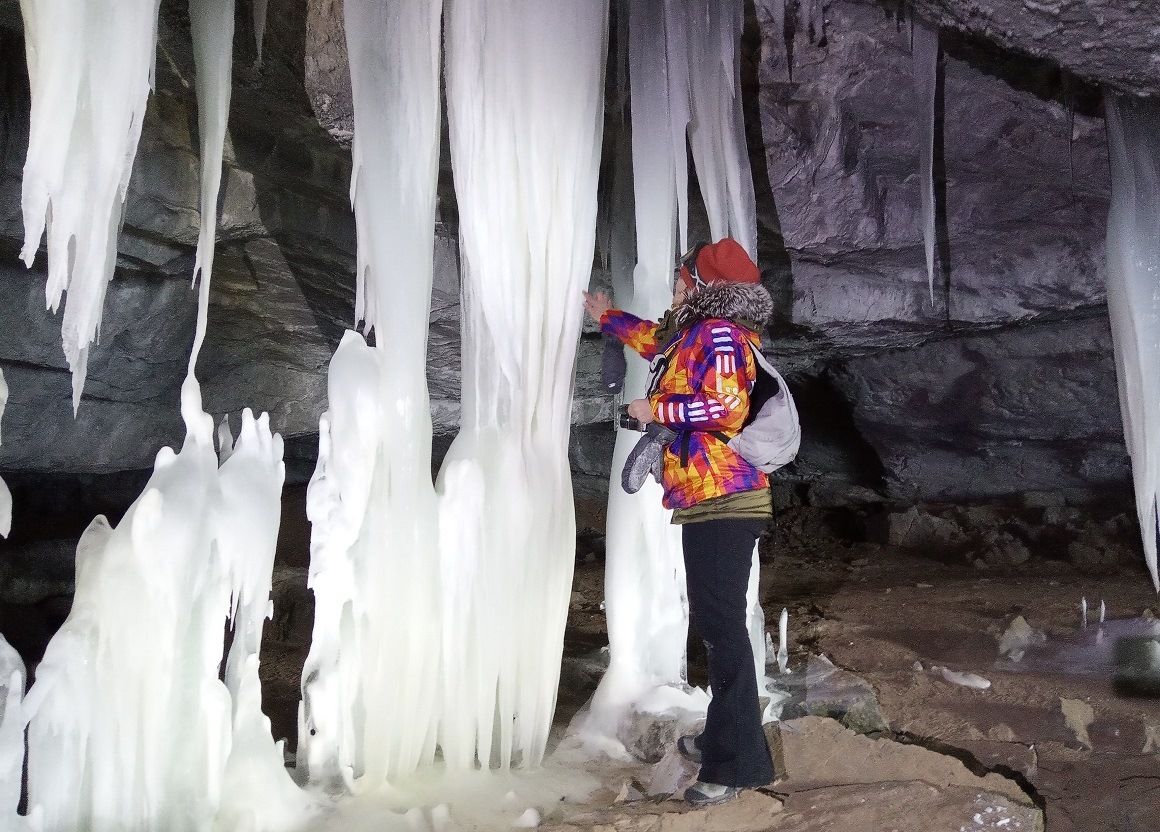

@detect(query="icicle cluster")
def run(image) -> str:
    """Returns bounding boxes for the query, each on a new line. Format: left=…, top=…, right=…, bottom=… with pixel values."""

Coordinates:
left=297, top=0, right=444, bottom=788
left=441, top=0, right=607, bottom=768
left=587, top=0, right=768, bottom=744
left=0, top=368, right=10, bottom=539
left=1104, top=95, right=1160, bottom=591
left=11, top=2, right=307, bottom=826
left=17, top=0, right=163, bottom=409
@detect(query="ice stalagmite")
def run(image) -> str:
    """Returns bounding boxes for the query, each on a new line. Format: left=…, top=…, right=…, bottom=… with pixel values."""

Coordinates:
left=17, top=0, right=162, bottom=408
left=1104, top=95, right=1160, bottom=591
left=0, top=368, right=10, bottom=539
left=441, top=0, right=607, bottom=768
left=586, top=0, right=693, bottom=740
left=297, top=0, right=444, bottom=789
left=912, top=20, right=939, bottom=303
left=0, top=636, right=28, bottom=826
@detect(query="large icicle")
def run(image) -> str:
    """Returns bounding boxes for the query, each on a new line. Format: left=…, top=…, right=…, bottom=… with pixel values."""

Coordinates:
left=18, top=0, right=162, bottom=408
left=912, top=20, right=939, bottom=303
left=1104, top=95, right=1160, bottom=592
left=297, top=0, right=444, bottom=789
left=584, top=0, right=696, bottom=742
left=686, top=0, right=758, bottom=257
left=0, top=368, right=10, bottom=539
left=441, top=0, right=607, bottom=769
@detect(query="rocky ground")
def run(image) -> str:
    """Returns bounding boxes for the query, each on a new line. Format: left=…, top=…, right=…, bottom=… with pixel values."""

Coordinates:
left=1, top=488, right=1156, bottom=830
left=229, top=494, right=1156, bottom=831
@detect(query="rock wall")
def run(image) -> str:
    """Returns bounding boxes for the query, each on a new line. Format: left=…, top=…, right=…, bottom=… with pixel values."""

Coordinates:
left=0, top=0, right=1149, bottom=520
left=752, top=0, right=1130, bottom=506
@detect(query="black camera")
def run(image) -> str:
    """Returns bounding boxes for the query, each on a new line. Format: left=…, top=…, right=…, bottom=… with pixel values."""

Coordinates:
left=618, top=404, right=643, bottom=432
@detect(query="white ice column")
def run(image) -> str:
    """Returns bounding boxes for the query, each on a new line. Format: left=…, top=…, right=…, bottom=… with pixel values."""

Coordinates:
left=587, top=0, right=694, bottom=737
left=441, top=0, right=608, bottom=769
left=297, top=0, right=444, bottom=789
left=18, top=0, right=162, bottom=407
left=1104, top=95, right=1160, bottom=591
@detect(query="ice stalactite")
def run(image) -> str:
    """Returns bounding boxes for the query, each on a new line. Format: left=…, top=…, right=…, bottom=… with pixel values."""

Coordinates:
left=1104, top=94, right=1160, bottom=592
left=686, top=0, right=759, bottom=258
left=188, top=0, right=235, bottom=376
left=441, top=0, right=607, bottom=768
left=252, top=0, right=269, bottom=67
left=297, top=0, right=444, bottom=789
left=911, top=19, right=939, bottom=303
left=0, top=368, right=10, bottom=539
left=583, top=0, right=694, bottom=742
left=17, top=0, right=162, bottom=409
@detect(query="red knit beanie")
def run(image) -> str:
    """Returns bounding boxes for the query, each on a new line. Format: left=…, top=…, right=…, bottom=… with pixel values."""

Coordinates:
left=678, top=237, right=760, bottom=288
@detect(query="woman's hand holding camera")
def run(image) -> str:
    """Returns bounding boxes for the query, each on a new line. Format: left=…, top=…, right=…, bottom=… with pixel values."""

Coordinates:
left=627, top=398, right=654, bottom=426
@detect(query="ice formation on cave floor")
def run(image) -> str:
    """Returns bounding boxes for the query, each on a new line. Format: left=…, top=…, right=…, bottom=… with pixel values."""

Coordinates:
left=0, top=367, right=10, bottom=539
left=585, top=0, right=773, bottom=747
left=1105, top=94, right=1160, bottom=592
left=18, top=0, right=163, bottom=409
left=297, top=0, right=444, bottom=789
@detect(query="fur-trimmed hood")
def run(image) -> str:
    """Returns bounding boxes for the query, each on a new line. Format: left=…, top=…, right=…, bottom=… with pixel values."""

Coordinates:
left=673, top=281, right=774, bottom=331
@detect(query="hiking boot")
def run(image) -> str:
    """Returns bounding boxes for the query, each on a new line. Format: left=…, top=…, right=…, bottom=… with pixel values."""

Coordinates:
left=676, top=734, right=702, bottom=764
left=684, top=781, right=741, bottom=806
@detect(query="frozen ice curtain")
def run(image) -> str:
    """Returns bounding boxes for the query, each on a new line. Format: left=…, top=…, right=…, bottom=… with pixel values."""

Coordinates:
left=300, top=0, right=609, bottom=789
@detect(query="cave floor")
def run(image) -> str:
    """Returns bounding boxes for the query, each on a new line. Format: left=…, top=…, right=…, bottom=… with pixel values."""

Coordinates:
left=257, top=513, right=1159, bottom=831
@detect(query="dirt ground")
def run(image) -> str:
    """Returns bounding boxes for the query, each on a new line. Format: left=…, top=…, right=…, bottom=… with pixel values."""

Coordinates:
left=253, top=496, right=1159, bottom=831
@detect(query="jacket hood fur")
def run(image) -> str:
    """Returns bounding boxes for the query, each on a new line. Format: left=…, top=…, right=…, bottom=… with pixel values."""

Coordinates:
left=674, top=281, right=774, bottom=331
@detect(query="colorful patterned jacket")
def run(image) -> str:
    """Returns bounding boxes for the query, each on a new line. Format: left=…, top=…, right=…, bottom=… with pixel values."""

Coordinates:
left=601, top=282, right=775, bottom=510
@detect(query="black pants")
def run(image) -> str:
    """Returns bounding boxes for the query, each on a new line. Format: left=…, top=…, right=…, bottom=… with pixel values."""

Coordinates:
left=683, top=518, right=774, bottom=788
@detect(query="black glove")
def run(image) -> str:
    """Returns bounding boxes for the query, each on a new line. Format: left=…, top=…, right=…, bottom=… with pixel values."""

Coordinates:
left=601, top=336, right=627, bottom=394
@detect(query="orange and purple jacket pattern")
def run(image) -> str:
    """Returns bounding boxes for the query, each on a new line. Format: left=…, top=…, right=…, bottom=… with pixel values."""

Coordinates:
left=601, top=309, right=769, bottom=509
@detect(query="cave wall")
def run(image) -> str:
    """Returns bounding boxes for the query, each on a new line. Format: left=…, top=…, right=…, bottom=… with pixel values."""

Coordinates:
left=750, top=0, right=1131, bottom=506
left=0, top=0, right=1155, bottom=520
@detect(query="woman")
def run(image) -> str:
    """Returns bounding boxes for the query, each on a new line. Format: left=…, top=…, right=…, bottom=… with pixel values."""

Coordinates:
left=583, top=237, right=775, bottom=806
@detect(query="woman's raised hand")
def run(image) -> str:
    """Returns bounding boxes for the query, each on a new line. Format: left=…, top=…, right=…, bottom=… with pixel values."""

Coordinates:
left=583, top=290, right=612, bottom=323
